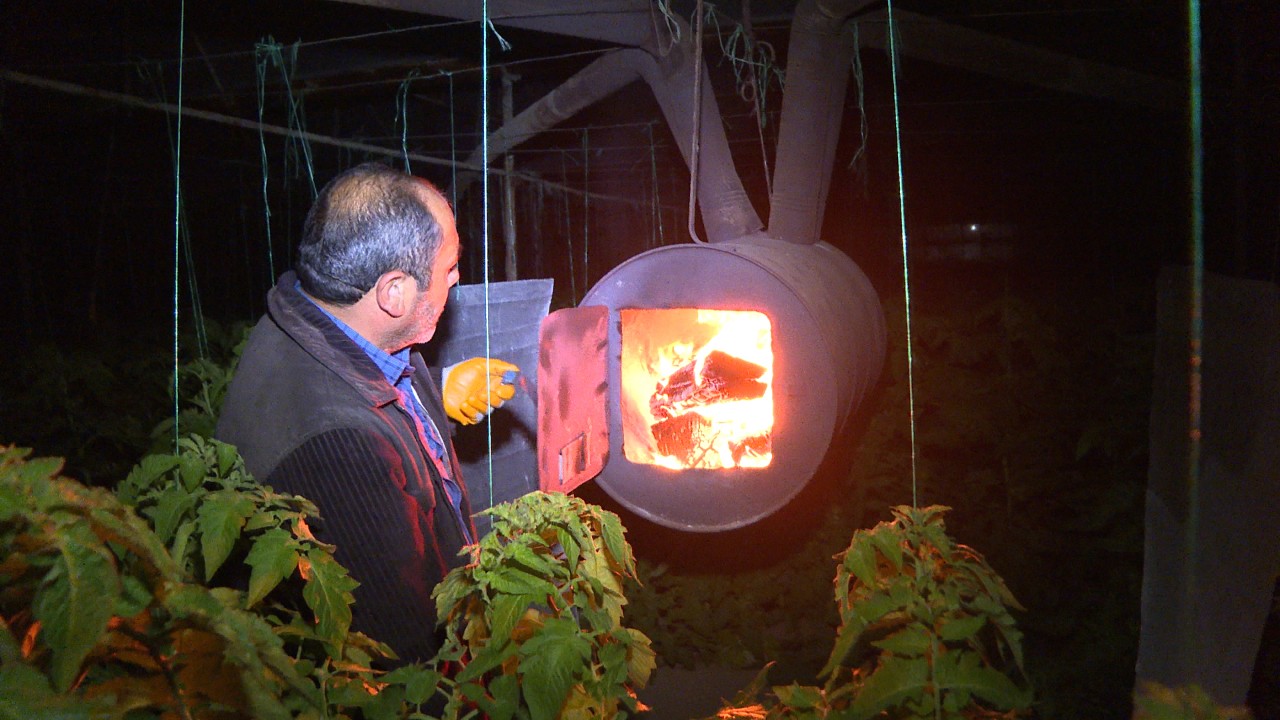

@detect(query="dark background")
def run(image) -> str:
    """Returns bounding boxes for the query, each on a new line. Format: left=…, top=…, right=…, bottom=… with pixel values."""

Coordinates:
left=2, top=0, right=1275, bottom=339
left=1, top=2, right=1278, bottom=718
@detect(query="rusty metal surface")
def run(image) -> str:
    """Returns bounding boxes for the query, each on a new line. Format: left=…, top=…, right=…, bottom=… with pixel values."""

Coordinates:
left=538, top=305, right=610, bottom=495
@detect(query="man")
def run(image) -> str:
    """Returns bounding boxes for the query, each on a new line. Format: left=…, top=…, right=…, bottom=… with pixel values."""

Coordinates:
left=217, top=162, right=517, bottom=664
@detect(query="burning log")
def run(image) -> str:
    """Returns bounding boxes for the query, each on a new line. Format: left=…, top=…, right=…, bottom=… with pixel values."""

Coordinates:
left=730, top=434, right=771, bottom=464
left=651, top=412, right=715, bottom=466
left=649, top=350, right=768, bottom=421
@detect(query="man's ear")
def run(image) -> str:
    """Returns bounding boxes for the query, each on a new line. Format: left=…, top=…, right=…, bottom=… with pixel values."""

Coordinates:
left=374, top=270, right=412, bottom=318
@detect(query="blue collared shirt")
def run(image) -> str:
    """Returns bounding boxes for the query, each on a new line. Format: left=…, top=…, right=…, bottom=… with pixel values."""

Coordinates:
left=300, top=286, right=471, bottom=542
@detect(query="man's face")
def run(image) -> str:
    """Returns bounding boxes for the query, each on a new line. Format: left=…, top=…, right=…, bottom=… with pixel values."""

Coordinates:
left=404, top=189, right=460, bottom=346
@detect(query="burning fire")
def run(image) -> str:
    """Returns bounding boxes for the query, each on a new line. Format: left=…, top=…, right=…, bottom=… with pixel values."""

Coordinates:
left=620, top=309, right=773, bottom=470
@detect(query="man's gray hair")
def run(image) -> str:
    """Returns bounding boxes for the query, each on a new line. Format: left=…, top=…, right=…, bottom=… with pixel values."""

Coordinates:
left=297, top=162, right=445, bottom=304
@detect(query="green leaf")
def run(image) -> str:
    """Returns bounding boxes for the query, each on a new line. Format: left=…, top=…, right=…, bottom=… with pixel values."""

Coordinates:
left=456, top=640, right=519, bottom=683
left=143, top=488, right=198, bottom=543
left=847, top=654, right=930, bottom=720
left=938, top=614, right=986, bottom=643
left=19, top=456, right=66, bottom=488
left=381, top=666, right=442, bottom=706
left=171, top=519, right=197, bottom=570
left=518, top=618, right=592, bottom=720
left=301, top=549, right=358, bottom=648
left=485, top=673, right=520, bottom=720
left=33, top=523, right=121, bottom=692
left=87, top=504, right=182, bottom=580
left=598, top=510, right=630, bottom=570
left=479, top=566, right=557, bottom=597
left=872, top=625, right=931, bottom=657
left=118, top=453, right=181, bottom=503
left=624, top=627, right=656, bottom=688
left=363, top=683, right=406, bottom=720
left=488, top=593, right=540, bottom=644
left=178, top=454, right=208, bottom=492
left=197, top=489, right=256, bottom=580
left=161, top=582, right=319, bottom=718
left=775, top=683, right=823, bottom=709
left=0, top=662, right=55, bottom=702
left=819, top=612, right=865, bottom=680
left=933, top=651, right=1032, bottom=710
left=845, top=539, right=877, bottom=588
left=244, top=528, right=300, bottom=607
left=554, top=526, right=581, bottom=570
left=115, top=574, right=153, bottom=618
left=0, top=483, right=23, bottom=522
left=214, top=439, right=242, bottom=477
left=869, top=527, right=904, bottom=572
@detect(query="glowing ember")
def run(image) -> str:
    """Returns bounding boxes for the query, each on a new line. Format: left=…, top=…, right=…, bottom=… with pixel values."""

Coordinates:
left=620, top=309, right=773, bottom=469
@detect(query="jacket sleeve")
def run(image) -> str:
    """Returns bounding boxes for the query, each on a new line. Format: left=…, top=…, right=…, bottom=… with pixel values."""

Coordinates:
left=267, top=427, right=449, bottom=666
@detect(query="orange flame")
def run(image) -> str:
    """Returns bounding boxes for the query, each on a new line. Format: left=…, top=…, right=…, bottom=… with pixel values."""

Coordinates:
left=620, top=309, right=773, bottom=470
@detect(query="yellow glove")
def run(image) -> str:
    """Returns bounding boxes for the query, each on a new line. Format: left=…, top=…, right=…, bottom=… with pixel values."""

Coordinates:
left=442, top=358, right=520, bottom=425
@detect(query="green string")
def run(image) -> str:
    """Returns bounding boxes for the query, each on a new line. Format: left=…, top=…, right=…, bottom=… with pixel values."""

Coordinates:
left=886, top=0, right=920, bottom=507
left=396, top=69, right=421, bottom=172
left=254, top=47, right=276, bottom=284
left=647, top=123, right=664, bottom=248
left=562, top=151, right=577, bottom=303
left=1184, top=0, right=1204, bottom=653
left=256, top=40, right=317, bottom=199
left=178, top=209, right=207, bottom=358
left=481, top=0, right=495, bottom=507
left=145, top=60, right=207, bottom=360
left=848, top=22, right=869, bottom=180
left=171, top=0, right=186, bottom=452
left=447, top=71, right=458, bottom=209
left=581, top=128, right=590, bottom=288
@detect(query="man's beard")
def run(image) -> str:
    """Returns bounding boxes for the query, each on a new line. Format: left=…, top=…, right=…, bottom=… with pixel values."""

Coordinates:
left=385, top=295, right=441, bottom=351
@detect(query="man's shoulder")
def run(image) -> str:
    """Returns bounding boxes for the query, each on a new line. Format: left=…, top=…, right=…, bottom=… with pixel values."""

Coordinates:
left=217, top=316, right=377, bottom=479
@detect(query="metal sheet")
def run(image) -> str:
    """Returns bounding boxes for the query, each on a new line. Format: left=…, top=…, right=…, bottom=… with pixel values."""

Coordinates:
left=538, top=305, right=610, bottom=495
left=426, top=279, right=553, bottom=535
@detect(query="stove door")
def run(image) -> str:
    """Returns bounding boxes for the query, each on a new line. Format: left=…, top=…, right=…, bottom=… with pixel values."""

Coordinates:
left=537, top=305, right=609, bottom=494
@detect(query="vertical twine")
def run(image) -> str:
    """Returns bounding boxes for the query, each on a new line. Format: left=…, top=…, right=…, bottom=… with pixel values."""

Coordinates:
left=1184, top=0, right=1205, bottom=663
left=481, top=1, right=495, bottom=506
left=886, top=0, right=920, bottom=507
left=171, top=0, right=187, bottom=452
left=582, top=128, right=590, bottom=288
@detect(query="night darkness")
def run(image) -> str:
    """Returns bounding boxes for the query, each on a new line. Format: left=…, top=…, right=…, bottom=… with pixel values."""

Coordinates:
left=2, top=1, right=1279, bottom=718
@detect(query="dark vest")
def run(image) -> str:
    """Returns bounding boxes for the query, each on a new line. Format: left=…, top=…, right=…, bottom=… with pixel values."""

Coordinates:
left=217, top=271, right=474, bottom=664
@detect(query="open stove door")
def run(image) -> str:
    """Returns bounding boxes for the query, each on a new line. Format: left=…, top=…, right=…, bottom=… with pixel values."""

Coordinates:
left=537, top=305, right=610, bottom=494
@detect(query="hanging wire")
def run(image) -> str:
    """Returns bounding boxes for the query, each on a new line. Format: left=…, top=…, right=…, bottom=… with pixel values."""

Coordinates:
left=647, top=122, right=664, bottom=248
left=651, top=0, right=682, bottom=56
left=254, top=48, right=276, bottom=284
left=582, top=128, right=590, bottom=287
left=1184, top=0, right=1204, bottom=643
left=535, top=182, right=546, bottom=276
left=178, top=210, right=207, bottom=358
left=886, top=0, right=920, bottom=507
left=143, top=60, right=208, bottom=360
left=396, top=69, right=421, bottom=172
left=171, top=0, right=187, bottom=452
left=708, top=4, right=783, bottom=128
left=706, top=2, right=782, bottom=197
left=256, top=40, right=318, bottom=198
left=562, top=151, right=578, bottom=304
left=481, top=0, right=495, bottom=506
left=687, top=0, right=707, bottom=244
left=848, top=22, right=870, bottom=182
left=447, top=71, right=458, bottom=209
